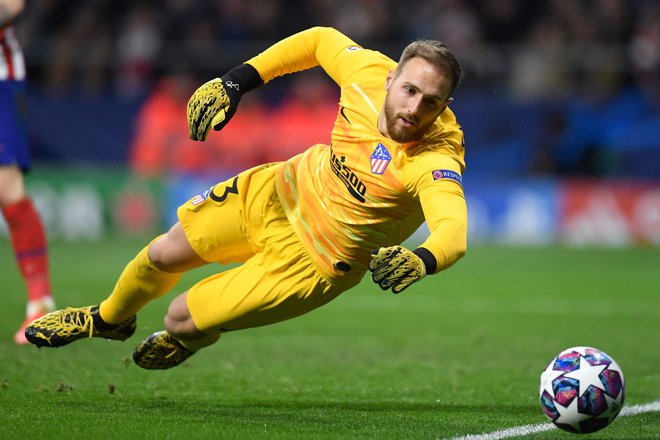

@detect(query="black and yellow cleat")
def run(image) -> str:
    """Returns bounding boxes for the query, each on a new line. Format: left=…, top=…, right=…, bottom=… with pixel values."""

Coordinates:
left=132, top=331, right=195, bottom=370
left=24, top=306, right=136, bottom=348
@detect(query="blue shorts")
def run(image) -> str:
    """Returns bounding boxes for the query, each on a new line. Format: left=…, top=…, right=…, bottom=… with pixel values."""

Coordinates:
left=0, top=80, right=30, bottom=171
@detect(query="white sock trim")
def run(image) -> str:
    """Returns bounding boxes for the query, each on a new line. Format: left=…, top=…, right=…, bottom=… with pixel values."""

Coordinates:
left=26, top=296, right=56, bottom=316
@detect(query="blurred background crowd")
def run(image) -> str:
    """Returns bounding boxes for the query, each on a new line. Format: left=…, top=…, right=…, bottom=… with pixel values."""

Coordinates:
left=15, top=0, right=660, bottom=179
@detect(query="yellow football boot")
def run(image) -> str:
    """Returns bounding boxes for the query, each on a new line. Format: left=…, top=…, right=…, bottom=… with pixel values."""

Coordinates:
left=24, top=306, right=136, bottom=347
left=132, top=331, right=195, bottom=370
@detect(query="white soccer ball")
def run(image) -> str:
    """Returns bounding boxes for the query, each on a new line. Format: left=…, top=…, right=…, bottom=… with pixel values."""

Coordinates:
left=539, top=346, right=625, bottom=433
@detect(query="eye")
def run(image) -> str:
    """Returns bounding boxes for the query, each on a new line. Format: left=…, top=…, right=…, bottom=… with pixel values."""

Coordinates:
left=405, top=86, right=415, bottom=95
left=424, top=98, right=440, bottom=109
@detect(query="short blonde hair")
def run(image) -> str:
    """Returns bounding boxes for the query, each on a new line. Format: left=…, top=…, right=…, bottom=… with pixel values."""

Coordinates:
left=398, top=40, right=463, bottom=96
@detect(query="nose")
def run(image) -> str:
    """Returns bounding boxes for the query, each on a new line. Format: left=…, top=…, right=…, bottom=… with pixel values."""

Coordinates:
left=407, top=96, right=423, bottom=115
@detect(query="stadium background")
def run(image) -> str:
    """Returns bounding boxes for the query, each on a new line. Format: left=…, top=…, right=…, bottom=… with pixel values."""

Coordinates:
left=1, top=3, right=659, bottom=438
left=2, top=0, right=660, bottom=247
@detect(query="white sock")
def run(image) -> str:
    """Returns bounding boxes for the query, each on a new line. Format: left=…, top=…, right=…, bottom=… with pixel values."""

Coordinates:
left=26, top=296, right=56, bottom=316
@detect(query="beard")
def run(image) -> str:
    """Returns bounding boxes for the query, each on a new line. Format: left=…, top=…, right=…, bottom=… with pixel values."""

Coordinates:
left=382, top=94, right=433, bottom=143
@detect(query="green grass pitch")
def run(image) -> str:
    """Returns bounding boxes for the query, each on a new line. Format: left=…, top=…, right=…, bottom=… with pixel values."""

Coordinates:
left=0, top=238, right=658, bottom=439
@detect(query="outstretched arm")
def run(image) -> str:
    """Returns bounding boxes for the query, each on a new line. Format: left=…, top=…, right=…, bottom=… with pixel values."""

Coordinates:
left=245, top=26, right=357, bottom=84
left=187, top=27, right=356, bottom=141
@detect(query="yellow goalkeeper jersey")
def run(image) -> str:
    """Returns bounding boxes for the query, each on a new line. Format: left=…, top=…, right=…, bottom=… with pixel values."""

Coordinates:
left=247, top=27, right=467, bottom=279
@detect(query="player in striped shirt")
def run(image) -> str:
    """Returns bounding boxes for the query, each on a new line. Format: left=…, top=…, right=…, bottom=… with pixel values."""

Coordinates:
left=26, top=27, right=468, bottom=371
left=1, top=0, right=55, bottom=344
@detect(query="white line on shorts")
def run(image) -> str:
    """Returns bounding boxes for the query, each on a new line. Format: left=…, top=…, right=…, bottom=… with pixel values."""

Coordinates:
left=442, top=400, right=660, bottom=440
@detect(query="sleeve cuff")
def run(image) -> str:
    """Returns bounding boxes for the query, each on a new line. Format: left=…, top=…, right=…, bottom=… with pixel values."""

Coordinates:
left=413, top=247, right=438, bottom=275
left=221, top=63, right=264, bottom=96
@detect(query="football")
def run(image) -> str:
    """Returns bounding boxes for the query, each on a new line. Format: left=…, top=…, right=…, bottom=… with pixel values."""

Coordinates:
left=539, top=346, right=625, bottom=434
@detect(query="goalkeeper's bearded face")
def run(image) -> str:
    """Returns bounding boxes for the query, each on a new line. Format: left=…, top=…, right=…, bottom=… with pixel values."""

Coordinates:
left=381, top=57, right=453, bottom=143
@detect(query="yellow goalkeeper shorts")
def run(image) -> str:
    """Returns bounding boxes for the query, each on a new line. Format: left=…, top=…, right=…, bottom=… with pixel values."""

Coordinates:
left=177, top=163, right=360, bottom=333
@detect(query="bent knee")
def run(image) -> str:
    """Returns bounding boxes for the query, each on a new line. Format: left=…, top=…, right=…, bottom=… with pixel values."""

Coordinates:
left=147, top=237, right=171, bottom=270
left=164, top=314, right=202, bottom=340
left=147, top=224, right=206, bottom=272
left=164, top=293, right=205, bottom=340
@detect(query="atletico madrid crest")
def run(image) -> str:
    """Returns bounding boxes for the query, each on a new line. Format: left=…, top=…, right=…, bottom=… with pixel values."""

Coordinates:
left=191, top=189, right=211, bottom=206
left=370, top=143, right=391, bottom=175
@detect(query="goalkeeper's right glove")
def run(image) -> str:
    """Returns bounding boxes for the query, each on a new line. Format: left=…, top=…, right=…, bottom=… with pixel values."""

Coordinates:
left=187, top=63, right=263, bottom=141
left=369, top=246, right=437, bottom=294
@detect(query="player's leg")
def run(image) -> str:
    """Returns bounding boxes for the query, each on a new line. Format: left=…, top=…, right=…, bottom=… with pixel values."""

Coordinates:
left=0, top=166, right=55, bottom=344
left=98, top=221, right=206, bottom=324
left=24, top=222, right=208, bottom=348
left=0, top=79, right=56, bottom=344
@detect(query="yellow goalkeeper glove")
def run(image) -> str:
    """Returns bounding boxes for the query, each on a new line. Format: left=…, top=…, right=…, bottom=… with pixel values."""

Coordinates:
left=187, top=64, right=263, bottom=141
left=369, top=246, right=436, bottom=294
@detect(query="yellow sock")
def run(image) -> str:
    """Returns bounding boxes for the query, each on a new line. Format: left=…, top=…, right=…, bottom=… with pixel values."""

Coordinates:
left=99, top=242, right=182, bottom=324
left=178, top=332, right=221, bottom=352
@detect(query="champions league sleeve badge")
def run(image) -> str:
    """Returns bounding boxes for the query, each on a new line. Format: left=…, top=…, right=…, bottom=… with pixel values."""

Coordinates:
left=432, top=169, right=463, bottom=186
left=370, top=143, right=392, bottom=175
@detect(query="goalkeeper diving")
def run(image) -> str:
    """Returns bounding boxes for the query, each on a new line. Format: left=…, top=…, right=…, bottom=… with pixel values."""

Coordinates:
left=25, top=27, right=468, bottom=370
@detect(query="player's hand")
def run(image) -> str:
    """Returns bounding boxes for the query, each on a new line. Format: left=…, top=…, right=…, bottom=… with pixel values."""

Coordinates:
left=369, top=245, right=427, bottom=294
left=187, top=78, right=239, bottom=141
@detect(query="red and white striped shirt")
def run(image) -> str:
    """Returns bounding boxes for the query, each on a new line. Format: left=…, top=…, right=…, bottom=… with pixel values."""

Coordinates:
left=0, top=26, right=26, bottom=81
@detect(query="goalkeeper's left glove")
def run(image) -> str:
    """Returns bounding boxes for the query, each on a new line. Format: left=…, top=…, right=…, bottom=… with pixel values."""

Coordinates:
left=187, top=63, right=263, bottom=141
left=369, top=246, right=437, bottom=294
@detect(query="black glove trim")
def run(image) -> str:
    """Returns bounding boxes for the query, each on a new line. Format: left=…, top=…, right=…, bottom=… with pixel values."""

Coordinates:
left=220, top=63, right=264, bottom=100
left=413, top=247, right=437, bottom=274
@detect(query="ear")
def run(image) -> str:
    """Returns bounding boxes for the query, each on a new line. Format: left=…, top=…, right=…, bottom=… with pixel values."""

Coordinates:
left=439, top=97, right=454, bottom=114
left=384, top=68, right=396, bottom=90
